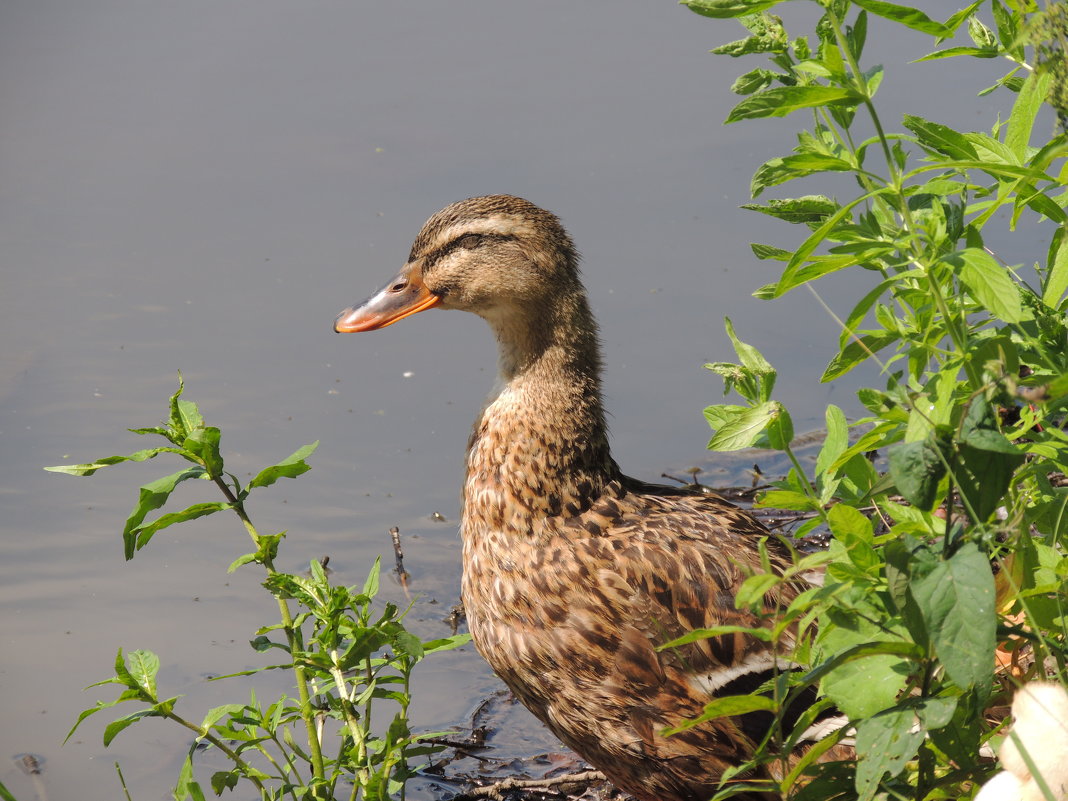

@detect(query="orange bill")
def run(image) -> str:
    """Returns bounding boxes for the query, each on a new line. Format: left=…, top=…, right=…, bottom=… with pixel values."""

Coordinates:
left=334, top=263, right=441, bottom=333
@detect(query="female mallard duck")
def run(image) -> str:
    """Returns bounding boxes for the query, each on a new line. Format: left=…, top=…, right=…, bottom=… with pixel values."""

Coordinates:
left=335, top=195, right=833, bottom=801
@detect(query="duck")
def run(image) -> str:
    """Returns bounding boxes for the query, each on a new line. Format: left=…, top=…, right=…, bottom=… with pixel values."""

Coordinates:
left=335, top=195, right=838, bottom=801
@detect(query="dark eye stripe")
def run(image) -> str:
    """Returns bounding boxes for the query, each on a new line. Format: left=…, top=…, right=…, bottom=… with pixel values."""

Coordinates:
left=423, top=232, right=515, bottom=270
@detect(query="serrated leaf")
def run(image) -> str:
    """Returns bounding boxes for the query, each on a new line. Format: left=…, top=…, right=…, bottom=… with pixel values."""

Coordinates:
left=248, top=441, right=319, bottom=489
left=774, top=188, right=890, bottom=296
left=851, top=0, right=949, bottom=36
left=908, top=543, right=995, bottom=690
left=751, top=154, right=853, bottom=197
left=122, top=467, right=206, bottom=559
left=682, top=0, right=782, bottom=19
left=750, top=243, right=791, bottom=261
left=942, top=248, right=1026, bottom=323
left=902, top=114, right=977, bottom=160
left=44, top=447, right=183, bottom=477
left=727, top=87, right=860, bottom=123
left=742, top=195, right=838, bottom=224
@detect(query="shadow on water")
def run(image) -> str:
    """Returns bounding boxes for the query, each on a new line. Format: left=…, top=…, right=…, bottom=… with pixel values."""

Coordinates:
left=0, top=2, right=1035, bottom=799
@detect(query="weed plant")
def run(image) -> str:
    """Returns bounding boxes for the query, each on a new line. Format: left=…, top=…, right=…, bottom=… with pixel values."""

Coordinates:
left=684, top=0, right=1068, bottom=799
left=43, top=380, right=469, bottom=801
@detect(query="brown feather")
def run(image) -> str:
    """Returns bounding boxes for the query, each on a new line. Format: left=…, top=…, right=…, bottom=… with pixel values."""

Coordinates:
left=339, top=195, right=850, bottom=801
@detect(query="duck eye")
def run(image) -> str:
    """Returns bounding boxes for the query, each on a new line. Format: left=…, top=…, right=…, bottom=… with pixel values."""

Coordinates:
left=458, top=234, right=483, bottom=250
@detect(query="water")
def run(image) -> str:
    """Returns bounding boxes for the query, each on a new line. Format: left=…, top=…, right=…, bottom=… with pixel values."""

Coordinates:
left=0, top=2, right=1035, bottom=799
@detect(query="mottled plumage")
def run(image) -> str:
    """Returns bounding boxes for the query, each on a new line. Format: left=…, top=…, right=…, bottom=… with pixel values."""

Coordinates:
left=336, top=196, right=837, bottom=801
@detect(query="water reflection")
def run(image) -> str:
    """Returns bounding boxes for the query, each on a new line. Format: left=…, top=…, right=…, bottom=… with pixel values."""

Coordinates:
left=0, top=2, right=1025, bottom=799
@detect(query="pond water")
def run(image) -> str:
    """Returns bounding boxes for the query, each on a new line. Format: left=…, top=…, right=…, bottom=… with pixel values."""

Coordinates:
left=0, top=2, right=1038, bottom=799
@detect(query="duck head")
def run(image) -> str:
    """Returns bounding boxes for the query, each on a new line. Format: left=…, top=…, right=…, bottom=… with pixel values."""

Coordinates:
left=334, top=195, right=580, bottom=333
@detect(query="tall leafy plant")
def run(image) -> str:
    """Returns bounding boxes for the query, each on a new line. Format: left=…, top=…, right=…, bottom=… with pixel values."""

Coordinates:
left=47, top=380, right=468, bottom=801
left=680, top=1, right=1068, bottom=799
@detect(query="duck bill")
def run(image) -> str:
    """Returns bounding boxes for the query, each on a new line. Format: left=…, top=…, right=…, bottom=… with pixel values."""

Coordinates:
left=334, top=264, right=441, bottom=333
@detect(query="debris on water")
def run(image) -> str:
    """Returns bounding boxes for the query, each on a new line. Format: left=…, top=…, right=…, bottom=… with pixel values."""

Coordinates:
left=14, top=754, right=43, bottom=776
left=390, top=526, right=411, bottom=597
left=431, top=511, right=448, bottom=522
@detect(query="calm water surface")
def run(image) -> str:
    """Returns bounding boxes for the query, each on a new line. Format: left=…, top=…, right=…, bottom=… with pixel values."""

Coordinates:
left=0, top=2, right=1032, bottom=799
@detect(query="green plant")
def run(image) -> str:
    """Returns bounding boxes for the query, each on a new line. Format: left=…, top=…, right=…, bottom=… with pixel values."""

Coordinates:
left=47, top=379, right=468, bottom=801
left=680, top=0, right=1068, bottom=799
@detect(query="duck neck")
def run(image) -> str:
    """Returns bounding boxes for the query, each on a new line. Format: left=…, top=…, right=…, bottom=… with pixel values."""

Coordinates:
left=464, top=286, right=619, bottom=533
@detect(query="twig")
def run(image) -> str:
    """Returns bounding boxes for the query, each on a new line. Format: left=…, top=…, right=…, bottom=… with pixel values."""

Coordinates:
left=389, top=526, right=410, bottom=597
left=455, top=770, right=607, bottom=801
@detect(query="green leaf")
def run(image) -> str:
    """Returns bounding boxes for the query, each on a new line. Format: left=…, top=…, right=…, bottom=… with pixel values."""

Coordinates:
left=126, top=649, right=160, bottom=698
left=914, top=45, right=999, bottom=62
left=682, top=0, right=782, bottom=19
left=968, top=15, right=998, bottom=49
left=815, top=633, right=913, bottom=719
left=1006, top=70, right=1052, bottom=161
left=887, top=439, right=945, bottom=511
left=184, top=426, right=223, bottom=478
left=1044, top=228, right=1068, bottom=308
left=199, top=704, right=246, bottom=734
left=730, top=67, right=778, bottom=95
left=901, top=114, right=977, bottom=160
left=362, top=556, right=382, bottom=598
left=851, top=0, right=949, bottom=36
left=909, top=543, right=995, bottom=690
left=821, top=332, right=898, bottom=381
left=757, top=489, right=820, bottom=511
left=751, top=154, right=853, bottom=197
left=942, top=248, right=1026, bottom=323
left=662, top=694, right=777, bottom=735
left=736, top=572, right=782, bottom=612
left=828, top=504, right=878, bottom=573
left=943, top=0, right=984, bottom=36
left=131, top=501, right=232, bottom=552
left=210, top=772, right=240, bottom=795
left=175, top=752, right=207, bottom=801
left=774, top=188, right=891, bottom=296
left=168, top=378, right=203, bottom=442
left=741, top=195, right=838, bottom=225
left=44, top=447, right=183, bottom=477
left=103, top=708, right=160, bottom=747
left=855, top=706, right=925, bottom=800
left=248, top=441, right=319, bottom=489
left=707, top=401, right=785, bottom=451
left=727, top=86, right=860, bottom=123
left=959, top=396, right=1021, bottom=455
left=122, top=467, right=207, bottom=560
left=956, top=446, right=1021, bottom=523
